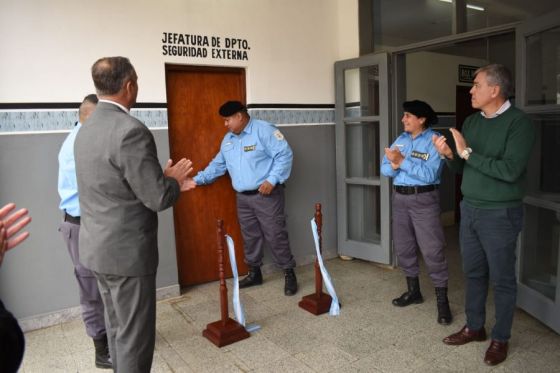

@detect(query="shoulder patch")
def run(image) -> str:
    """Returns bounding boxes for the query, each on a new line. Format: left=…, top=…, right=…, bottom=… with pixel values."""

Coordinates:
left=273, top=130, right=285, bottom=140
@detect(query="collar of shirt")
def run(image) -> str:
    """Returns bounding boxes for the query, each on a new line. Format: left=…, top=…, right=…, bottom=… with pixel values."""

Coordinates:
left=99, top=99, right=129, bottom=114
left=480, top=100, right=511, bottom=118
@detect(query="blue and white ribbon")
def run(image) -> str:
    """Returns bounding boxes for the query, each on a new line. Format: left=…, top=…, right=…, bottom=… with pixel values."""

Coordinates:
left=310, top=218, right=340, bottom=316
left=225, top=235, right=261, bottom=332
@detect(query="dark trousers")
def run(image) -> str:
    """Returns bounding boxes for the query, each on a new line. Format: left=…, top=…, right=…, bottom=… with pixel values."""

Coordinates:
left=95, top=273, right=156, bottom=373
left=59, top=221, right=106, bottom=339
left=236, top=185, right=296, bottom=269
left=460, top=201, right=523, bottom=341
left=392, top=190, right=449, bottom=287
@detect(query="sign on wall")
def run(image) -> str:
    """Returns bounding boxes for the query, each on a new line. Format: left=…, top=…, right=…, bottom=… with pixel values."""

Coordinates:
left=458, top=64, right=478, bottom=83
left=162, top=32, right=250, bottom=61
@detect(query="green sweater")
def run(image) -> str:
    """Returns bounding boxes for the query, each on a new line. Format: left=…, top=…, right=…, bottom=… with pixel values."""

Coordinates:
left=447, top=105, right=535, bottom=209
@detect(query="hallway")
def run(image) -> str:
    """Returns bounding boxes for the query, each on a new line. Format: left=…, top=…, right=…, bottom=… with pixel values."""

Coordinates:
left=20, top=227, right=560, bottom=372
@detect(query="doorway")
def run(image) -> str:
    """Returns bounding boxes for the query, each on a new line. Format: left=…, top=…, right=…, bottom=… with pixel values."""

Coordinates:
left=165, top=65, right=248, bottom=287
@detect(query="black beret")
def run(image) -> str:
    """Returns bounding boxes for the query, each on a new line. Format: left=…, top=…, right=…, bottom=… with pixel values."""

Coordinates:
left=402, top=100, right=438, bottom=126
left=219, top=101, right=246, bottom=117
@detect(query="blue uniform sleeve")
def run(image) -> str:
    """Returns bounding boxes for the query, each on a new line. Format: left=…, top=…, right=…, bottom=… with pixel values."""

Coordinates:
left=193, top=150, right=228, bottom=185
left=260, top=126, right=293, bottom=185
left=399, top=139, right=443, bottom=184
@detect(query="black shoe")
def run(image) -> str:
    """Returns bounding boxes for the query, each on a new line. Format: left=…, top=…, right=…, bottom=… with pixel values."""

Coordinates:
left=392, top=276, right=423, bottom=307
left=435, top=287, right=453, bottom=325
left=93, top=334, right=112, bottom=369
left=284, top=268, right=298, bottom=296
left=239, top=266, right=263, bottom=288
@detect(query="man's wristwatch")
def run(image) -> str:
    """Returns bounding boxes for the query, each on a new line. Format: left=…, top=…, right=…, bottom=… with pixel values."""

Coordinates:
left=460, top=147, right=472, bottom=160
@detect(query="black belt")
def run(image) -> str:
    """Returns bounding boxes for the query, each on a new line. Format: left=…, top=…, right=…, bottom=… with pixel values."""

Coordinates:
left=239, top=183, right=285, bottom=195
left=394, top=185, right=438, bottom=195
left=64, top=212, right=80, bottom=225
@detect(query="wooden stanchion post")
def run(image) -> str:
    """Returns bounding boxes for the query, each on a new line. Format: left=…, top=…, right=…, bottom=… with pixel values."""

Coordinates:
left=298, top=203, right=332, bottom=315
left=202, top=219, right=250, bottom=347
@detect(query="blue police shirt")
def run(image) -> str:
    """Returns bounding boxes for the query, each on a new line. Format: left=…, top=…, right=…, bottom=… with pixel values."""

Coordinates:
left=194, top=118, right=293, bottom=192
left=380, top=128, right=443, bottom=186
left=58, top=122, right=81, bottom=217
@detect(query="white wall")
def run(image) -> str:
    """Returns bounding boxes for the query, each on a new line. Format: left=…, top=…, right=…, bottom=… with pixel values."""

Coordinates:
left=0, top=0, right=358, bottom=104
left=406, top=51, right=487, bottom=112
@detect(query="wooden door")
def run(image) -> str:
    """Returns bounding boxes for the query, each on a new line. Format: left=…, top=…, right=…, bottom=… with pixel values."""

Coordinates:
left=165, top=65, right=247, bottom=286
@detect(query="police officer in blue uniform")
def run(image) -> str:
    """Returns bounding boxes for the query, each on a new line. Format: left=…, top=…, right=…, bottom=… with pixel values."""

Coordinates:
left=57, top=94, right=112, bottom=368
left=381, top=100, right=452, bottom=325
left=187, top=101, right=298, bottom=296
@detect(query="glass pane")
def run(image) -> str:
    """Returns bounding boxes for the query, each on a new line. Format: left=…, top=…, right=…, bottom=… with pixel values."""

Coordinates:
left=521, top=204, right=559, bottom=301
left=525, top=113, right=560, bottom=200
left=344, top=66, right=379, bottom=117
left=526, top=26, right=560, bottom=106
left=345, top=122, right=380, bottom=178
left=347, top=184, right=381, bottom=244
left=368, top=0, right=559, bottom=50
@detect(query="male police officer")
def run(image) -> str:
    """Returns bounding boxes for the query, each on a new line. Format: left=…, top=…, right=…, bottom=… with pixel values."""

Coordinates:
left=186, top=101, right=297, bottom=295
left=58, top=94, right=112, bottom=369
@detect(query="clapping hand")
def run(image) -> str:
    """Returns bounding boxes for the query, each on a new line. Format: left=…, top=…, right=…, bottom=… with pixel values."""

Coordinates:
left=384, top=147, right=404, bottom=170
left=0, top=203, right=31, bottom=266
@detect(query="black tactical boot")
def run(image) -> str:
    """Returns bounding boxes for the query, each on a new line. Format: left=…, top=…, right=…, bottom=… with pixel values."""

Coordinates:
left=239, top=266, right=263, bottom=288
left=93, top=334, right=112, bottom=369
left=435, top=287, right=453, bottom=325
left=392, top=276, right=423, bottom=307
left=284, top=268, right=298, bottom=296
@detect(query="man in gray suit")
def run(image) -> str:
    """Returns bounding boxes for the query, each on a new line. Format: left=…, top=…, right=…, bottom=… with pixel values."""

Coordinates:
left=75, top=56, right=193, bottom=373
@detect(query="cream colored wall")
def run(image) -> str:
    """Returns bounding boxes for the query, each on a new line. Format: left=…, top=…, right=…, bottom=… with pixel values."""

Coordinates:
left=406, top=51, right=487, bottom=112
left=0, top=0, right=358, bottom=103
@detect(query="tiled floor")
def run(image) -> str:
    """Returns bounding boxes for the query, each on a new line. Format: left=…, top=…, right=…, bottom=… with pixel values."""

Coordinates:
left=21, top=227, right=560, bottom=372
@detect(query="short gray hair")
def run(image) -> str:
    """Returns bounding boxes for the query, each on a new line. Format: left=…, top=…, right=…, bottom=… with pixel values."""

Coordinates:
left=91, top=57, right=136, bottom=96
left=474, top=64, right=513, bottom=99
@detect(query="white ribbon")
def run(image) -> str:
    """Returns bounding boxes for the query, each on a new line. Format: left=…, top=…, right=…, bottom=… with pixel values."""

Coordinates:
left=310, top=218, right=340, bottom=316
left=225, top=235, right=261, bottom=332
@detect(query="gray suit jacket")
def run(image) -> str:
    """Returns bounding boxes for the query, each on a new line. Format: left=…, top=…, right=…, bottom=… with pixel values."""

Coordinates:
left=75, top=102, right=180, bottom=276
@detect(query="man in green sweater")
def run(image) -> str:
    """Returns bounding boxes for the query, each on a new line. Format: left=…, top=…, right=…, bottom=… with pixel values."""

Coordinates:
left=432, top=64, right=535, bottom=366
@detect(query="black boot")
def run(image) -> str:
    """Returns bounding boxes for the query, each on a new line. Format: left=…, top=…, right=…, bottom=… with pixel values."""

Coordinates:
left=93, top=334, right=112, bottom=369
left=435, top=287, right=453, bottom=325
left=284, top=268, right=298, bottom=296
left=392, top=276, right=423, bottom=307
left=239, top=266, right=263, bottom=288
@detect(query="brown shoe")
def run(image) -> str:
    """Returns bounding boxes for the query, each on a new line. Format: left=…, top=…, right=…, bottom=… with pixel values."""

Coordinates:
left=484, top=340, right=508, bottom=366
left=443, top=325, right=487, bottom=345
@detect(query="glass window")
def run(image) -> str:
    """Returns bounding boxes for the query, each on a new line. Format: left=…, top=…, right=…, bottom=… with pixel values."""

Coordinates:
left=344, top=66, right=379, bottom=118
left=345, top=122, right=380, bottom=178
left=347, top=184, right=381, bottom=243
left=525, top=26, right=560, bottom=106
left=364, top=0, right=560, bottom=51
left=525, top=113, right=560, bottom=199
left=521, top=204, right=559, bottom=301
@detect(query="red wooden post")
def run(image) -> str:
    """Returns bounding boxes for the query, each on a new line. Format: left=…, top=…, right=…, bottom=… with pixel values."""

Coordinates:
left=202, top=219, right=250, bottom=347
left=298, top=203, right=332, bottom=315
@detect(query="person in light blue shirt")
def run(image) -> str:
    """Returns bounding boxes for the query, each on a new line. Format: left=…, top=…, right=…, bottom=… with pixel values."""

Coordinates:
left=187, top=101, right=298, bottom=296
left=380, top=100, right=452, bottom=325
left=57, top=94, right=111, bottom=369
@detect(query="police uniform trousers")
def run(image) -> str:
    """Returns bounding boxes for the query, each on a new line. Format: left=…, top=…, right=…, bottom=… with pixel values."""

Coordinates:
left=58, top=220, right=106, bottom=339
left=236, top=185, right=296, bottom=269
left=94, top=272, right=156, bottom=373
left=392, top=189, right=448, bottom=287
